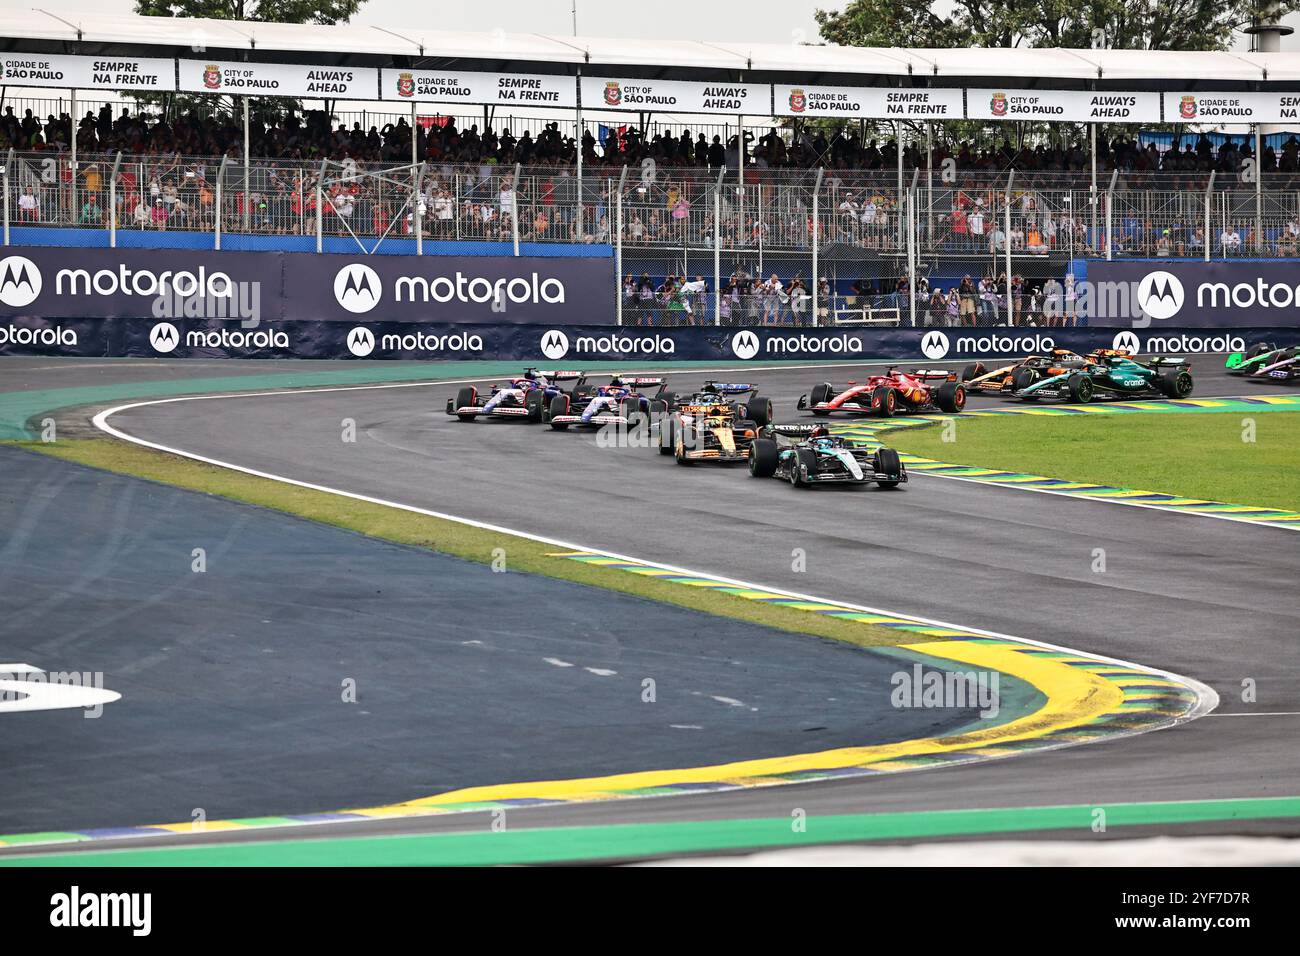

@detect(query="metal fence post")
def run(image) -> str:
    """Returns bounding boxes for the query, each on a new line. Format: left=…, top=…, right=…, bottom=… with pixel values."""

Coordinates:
left=1004, top=170, right=1014, bottom=325
left=215, top=156, right=228, bottom=250
left=896, top=119, right=904, bottom=250
left=243, top=96, right=251, bottom=233
left=416, top=161, right=427, bottom=256
left=109, top=151, right=122, bottom=248
left=511, top=162, right=522, bottom=257
left=1105, top=169, right=1117, bottom=262
left=316, top=159, right=327, bottom=254
left=2, top=149, right=11, bottom=246
left=811, top=166, right=823, bottom=328
left=614, top=165, right=627, bottom=326
left=1255, top=124, right=1263, bottom=254
left=908, top=168, right=919, bottom=328
left=1204, top=170, right=1216, bottom=263
left=714, top=165, right=725, bottom=327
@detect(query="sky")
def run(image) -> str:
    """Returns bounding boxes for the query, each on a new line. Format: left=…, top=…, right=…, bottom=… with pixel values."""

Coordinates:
left=4, top=0, right=1297, bottom=49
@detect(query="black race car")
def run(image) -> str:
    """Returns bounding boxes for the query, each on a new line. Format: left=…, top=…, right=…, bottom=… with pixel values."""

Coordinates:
left=748, top=424, right=907, bottom=489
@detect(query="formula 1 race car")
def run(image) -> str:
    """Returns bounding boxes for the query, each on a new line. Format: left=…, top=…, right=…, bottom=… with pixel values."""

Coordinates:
left=1013, top=352, right=1194, bottom=403
left=547, top=375, right=674, bottom=430
left=1226, top=343, right=1300, bottom=382
left=1247, top=348, right=1300, bottom=383
left=960, top=350, right=1088, bottom=395
left=798, top=368, right=967, bottom=417
left=658, top=382, right=772, bottom=465
left=749, top=424, right=907, bottom=489
left=446, top=369, right=586, bottom=422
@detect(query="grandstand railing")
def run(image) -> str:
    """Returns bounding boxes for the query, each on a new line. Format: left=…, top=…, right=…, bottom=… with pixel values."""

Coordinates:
left=4, top=150, right=1299, bottom=327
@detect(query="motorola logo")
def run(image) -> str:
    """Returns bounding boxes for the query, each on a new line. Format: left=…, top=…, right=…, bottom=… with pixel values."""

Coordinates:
left=920, top=330, right=950, bottom=360
left=149, top=322, right=180, bottom=353
left=346, top=326, right=376, bottom=357
left=730, top=330, right=760, bottom=360
left=0, top=255, right=42, bottom=308
left=334, top=263, right=382, bottom=314
left=1137, top=271, right=1184, bottom=320
left=1112, top=331, right=1142, bottom=353
left=540, top=329, right=570, bottom=360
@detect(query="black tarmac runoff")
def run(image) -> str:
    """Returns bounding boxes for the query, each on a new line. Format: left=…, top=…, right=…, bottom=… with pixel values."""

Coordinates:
left=0, top=445, right=976, bottom=836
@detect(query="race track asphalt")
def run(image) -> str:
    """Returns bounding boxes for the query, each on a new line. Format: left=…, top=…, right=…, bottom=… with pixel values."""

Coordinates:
left=0, top=445, right=983, bottom=835
left=4, top=353, right=1299, bottom=849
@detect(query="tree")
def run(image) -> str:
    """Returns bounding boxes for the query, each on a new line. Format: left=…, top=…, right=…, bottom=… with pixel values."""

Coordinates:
left=135, top=1, right=362, bottom=26
left=814, top=0, right=1297, bottom=52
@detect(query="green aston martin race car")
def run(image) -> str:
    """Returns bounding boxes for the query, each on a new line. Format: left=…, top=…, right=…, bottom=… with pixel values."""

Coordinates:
left=1012, top=350, right=1194, bottom=404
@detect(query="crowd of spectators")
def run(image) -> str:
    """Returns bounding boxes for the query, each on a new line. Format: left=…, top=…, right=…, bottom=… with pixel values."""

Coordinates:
left=4, top=103, right=1297, bottom=256
left=4, top=102, right=1294, bottom=184
left=618, top=268, right=1087, bottom=328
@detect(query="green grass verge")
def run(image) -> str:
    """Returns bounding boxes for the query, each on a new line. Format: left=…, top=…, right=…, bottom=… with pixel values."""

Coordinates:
left=12, top=438, right=929, bottom=650
left=889, top=411, right=1300, bottom=513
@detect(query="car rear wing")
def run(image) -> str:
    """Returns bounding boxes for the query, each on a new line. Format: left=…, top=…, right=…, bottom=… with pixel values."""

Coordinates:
left=906, top=368, right=959, bottom=380
left=530, top=368, right=586, bottom=381
left=762, top=423, right=823, bottom=438
left=1145, top=356, right=1189, bottom=366
left=701, top=381, right=757, bottom=394
left=620, top=376, right=668, bottom=386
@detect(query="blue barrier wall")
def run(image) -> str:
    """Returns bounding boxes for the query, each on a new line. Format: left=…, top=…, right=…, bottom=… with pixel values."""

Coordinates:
left=5, top=226, right=611, bottom=258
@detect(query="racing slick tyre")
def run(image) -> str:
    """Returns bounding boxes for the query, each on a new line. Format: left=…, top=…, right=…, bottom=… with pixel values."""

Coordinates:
left=621, top=396, right=647, bottom=432
left=659, top=416, right=677, bottom=455
left=810, top=382, right=833, bottom=416
left=746, top=395, right=773, bottom=427
left=791, top=449, right=818, bottom=487
left=961, top=362, right=985, bottom=382
left=675, top=420, right=698, bottom=465
left=525, top=389, right=546, bottom=423
left=872, top=386, right=897, bottom=418
left=749, top=437, right=779, bottom=477
left=1246, top=342, right=1275, bottom=360
left=873, top=447, right=903, bottom=489
left=1159, top=368, right=1194, bottom=399
left=455, top=387, right=478, bottom=422
left=548, top=393, right=571, bottom=430
left=1011, top=368, right=1038, bottom=393
left=1067, top=373, right=1094, bottom=404
left=934, top=382, right=967, bottom=413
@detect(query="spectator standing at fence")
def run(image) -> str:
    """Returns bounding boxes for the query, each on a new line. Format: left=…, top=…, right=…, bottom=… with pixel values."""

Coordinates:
left=928, top=288, right=946, bottom=327
left=958, top=275, right=977, bottom=326
left=151, top=197, right=169, bottom=230
left=1220, top=225, right=1241, bottom=254
left=79, top=193, right=101, bottom=225
left=1279, top=219, right=1299, bottom=255
left=788, top=277, right=808, bottom=324
left=633, top=273, right=655, bottom=326
left=978, top=276, right=996, bottom=324
left=967, top=203, right=985, bottom=251
left=18, top=186, right=39, bottom=222
left=945, top=288, right=960, bottom=326
left=499, top=180, right=515, bottom=221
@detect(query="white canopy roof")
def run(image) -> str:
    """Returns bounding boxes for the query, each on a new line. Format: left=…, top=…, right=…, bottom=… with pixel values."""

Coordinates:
left=2, top=8, right=1297, bottom=84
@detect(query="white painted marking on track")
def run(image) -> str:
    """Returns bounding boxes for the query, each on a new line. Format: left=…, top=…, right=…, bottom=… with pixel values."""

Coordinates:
left=584, top=667, right=617, bottom=677
left=91, top=390, right=1220, bottom=729
left=710, top=695, right=746, bottom=707
left=670, top=724, right=704, bottom=730
left=542, top=657, right=574, bottom=668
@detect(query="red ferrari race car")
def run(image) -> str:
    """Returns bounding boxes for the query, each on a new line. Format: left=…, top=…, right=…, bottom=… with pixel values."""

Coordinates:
left=797, top=368, right=968, bottom=418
